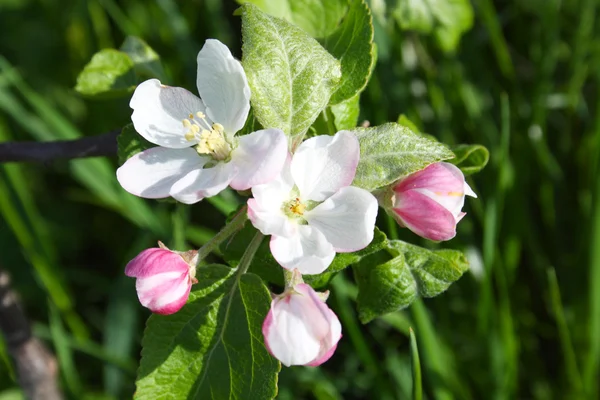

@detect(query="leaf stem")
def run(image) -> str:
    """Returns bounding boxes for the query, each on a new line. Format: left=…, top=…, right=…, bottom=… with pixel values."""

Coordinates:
left=237, top=230, right=264, bottom=275
left=196, top=206, right=248, bottom=265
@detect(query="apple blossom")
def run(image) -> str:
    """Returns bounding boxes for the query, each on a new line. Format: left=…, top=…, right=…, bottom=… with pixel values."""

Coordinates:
left=262, top=282, right=341, bottom=367
left=125, top=244, right=198, bottom=315
left=247, top=131, right=378, bottom=275
left=389, top=162, right=477, bottom=241
left=117, top=39, right=287, bottom=204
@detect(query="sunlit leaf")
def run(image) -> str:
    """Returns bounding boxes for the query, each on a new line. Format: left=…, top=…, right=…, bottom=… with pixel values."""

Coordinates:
left=353, top=123, right=454, bottom=192
left=354, top=240, right=469, bottom=323
left=75, top=49, right=136, bottom=98
left=241, top=4, right=341, bottom=145
left=324, top=0, right=375, bottom=104
left=136, top=265, right=280, bottom=399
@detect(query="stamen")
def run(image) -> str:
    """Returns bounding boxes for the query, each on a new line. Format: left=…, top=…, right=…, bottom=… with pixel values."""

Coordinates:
left=289, top=198, right=306, bottom=215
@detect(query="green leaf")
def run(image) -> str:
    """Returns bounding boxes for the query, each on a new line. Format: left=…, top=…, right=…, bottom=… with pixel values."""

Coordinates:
left=136, top=265, right=280, bottom=399
left=116, top=123, right=155, bottom=165
left=449, top=144, right=490, bottom=176
left=75, top=49, right=136, bottom=98
left=304, top=227, right=388, bottom=288
left=393, top=0, right=473, bottom=53
left=323, top=0, right=375, bottom=104
left=120, top=36, right=166, bottom=80
left=221, top=223, right=284, bottom=287
left=353, top=240, right=469, bottom=323
left=352, top=122, right=455, bottom=192
left=241, top=4, right=341, bottom=145
left=331, top=94, right=360, bottom=130
left=237, top=0, right=348, bottom=38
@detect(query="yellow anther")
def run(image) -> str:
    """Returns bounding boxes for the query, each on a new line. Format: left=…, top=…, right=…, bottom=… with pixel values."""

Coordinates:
left=191, top=125, right=201, bottom=134
left=212, top=123, right=224, bottom=132
left=185, top=131, right=196, bottom=141
left=182, top=119, right=192, bottom=129
left=196, top=111, right=205, bottom=119
left=189, top=114, right=194, bottom=119
left=289, top=198, right=306, bottom=215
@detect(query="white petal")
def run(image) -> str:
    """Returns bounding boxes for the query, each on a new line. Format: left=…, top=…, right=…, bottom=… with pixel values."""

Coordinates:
left=116, top=147, right=206, bottom=198
left=465, top=182, right=477, bottom=198
left=196, top=39, right=250, bottom=135
left=270, top=225, right=335, bottom=275
left=229, top=128, right=288, bottom=190
left=247, top=156, right=296, bottom=237
left=305, top=186, right=378, bottom=252
left=264, top=299, right=322, bottom=366
left=130, top=79, right=208, bottom=148
left=250, top=156, right=295, bottom=211
left=291, top=131, right=359, bottom=202
left=248, top=199, right=297, bottom=238
left=169, top=161, right=237, bottom=204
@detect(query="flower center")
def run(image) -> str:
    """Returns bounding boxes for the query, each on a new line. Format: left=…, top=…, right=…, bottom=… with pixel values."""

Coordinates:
left=289, top=198, right=306, bottom=216
left=182, top=112, right=232, bottom=161
left=282, top=197, right=308, bottom=222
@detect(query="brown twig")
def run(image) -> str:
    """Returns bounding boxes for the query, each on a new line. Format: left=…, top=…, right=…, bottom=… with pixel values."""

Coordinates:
left=0, top=130, right=120, bottom=164
left=0, top=268, right=63, bottom=400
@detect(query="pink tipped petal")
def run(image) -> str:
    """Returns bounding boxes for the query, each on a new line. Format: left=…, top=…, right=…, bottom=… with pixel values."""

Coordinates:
left=305, top=186, right=378, bottom=252
left=306, top=343, right=339, bottom=366
left=394, top=162, right=465, bottom=195
left=270, top=226, right=335, bottom=275
left=125, top=248, right=190, bottom=278
left=196, top=39, right=250, bottom=135
left=169, top=161, right=237, bottom=204
left=291, top=131, right=360, bottom=202
left=413, top=187, right=466, bottom=219
left=116, top=147, right=206, bottom=198
left=262, top=284, right=341, bottom=367
left=135, top=271, right=191, bottom=315
left=248, top=198, right=296, bottom=237
left=130, top=79, right=208, bottom=148
left=394, top=190, right=458, bottom=241
left=125, top=247, right=193, bottom=315
left=229, top=128, right=288, bottom=190
left=263, top=296, right=322, bottom=366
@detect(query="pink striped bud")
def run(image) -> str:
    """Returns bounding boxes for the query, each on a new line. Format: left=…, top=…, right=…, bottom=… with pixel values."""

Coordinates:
left=125, top=244, right=197, bottom=315
left=390, top=162, right=477, bottom=241
left=262, top=283, right=341, bottom=367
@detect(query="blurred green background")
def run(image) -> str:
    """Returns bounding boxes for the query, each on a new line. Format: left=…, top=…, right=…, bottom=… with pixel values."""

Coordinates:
left=0, top=0, right=598, bottom=399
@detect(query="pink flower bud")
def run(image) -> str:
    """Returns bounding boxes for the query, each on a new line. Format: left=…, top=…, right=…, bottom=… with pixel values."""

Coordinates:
left=262, top=283, right=341, bottom=367
left=391, top=162, right=477, bottom=241
left=125, top=246, right=197, bottom=315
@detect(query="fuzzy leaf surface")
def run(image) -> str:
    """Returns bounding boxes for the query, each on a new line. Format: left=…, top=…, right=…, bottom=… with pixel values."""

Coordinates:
left=241, top=4, right=341, bottom=145
left=237, top=0, right=347, bottom=38
left=353, top=123, right=455, bottom=192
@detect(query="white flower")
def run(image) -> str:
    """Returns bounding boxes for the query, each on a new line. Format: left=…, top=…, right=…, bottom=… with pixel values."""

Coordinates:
left=117, top=39, right=287, bottom=204
left=262, top=282, right=341, bottom=367
left=248, top=131, right=378, bottom=275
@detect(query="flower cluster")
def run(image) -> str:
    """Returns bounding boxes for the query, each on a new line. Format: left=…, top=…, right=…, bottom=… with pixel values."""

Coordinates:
left=119, top=40, right=476, bottom=367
